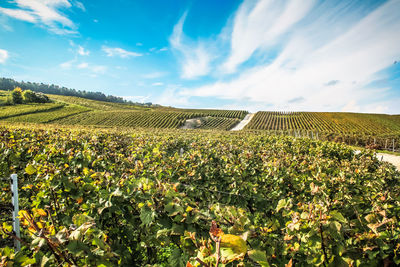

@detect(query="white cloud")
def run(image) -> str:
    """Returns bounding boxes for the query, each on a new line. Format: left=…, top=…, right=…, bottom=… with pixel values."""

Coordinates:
left=0, top=0, right=78, bottom=34
left=156, top=86, right=190, bottom=107
left=178, top=0, right=400, bottom=113
left=151, top=82, right=163, bottom=86
left=170, top=13, right=214, bottom=79
left=102, top=46, right=142, bottom=58
left=60, top=59, right=74, bottom=68
left=122, top=95, right=151, bottom=103
left=77, top=45, right=89, bottom=56
left=60, top=60, right=107, bottom=74
left=91, top=65, right=107, bottom=74
left=0, top=7, right=37, bottom=23
left=77, top=62, right=88, bottom=69
left=0, top=49, right=9, bottom=64
left=221, top=0, right=316, bottom=73
left=72, top=1, right=85, bottom=11
left=143, top=71, right=168, bottom=79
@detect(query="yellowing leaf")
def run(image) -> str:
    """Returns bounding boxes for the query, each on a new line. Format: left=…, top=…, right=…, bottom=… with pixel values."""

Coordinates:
left=25, top=164, right=36, bottom=175
left=220, top=234, right=247, bottom=254
left=220, top=234, right=247, bottom=263
left=186, top=206, right=193, bottom=212
left=36, top=209, right=47, bottom=216
left=77, top=197, right=83, bottom=204
left=22, top=184, right=34, bottom=190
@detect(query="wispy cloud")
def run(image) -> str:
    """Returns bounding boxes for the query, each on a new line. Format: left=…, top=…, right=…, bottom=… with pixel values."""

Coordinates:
left=151, top=82, right=163, bottom=86
left=0, top=49, right=9, bottom=64
left=0, top=0, right=84, bottom=34
left=177, top=0, right=400, bottom=113
left=102, top=46, right=142, bottom=58
left=77, top=62, right=88, bottom=69
left=60, top=60, right=107, bottom=74
left=60, top=59, right=75, bottom=69
left=221, top=0, right=315, bottom=73
left=77, top=45, right=89, bottom=56
left=170, top=12, right=214, bottom=79
left=143, top=71, right=168, bottom=79
left=0, top=6, right=36, bottom=23
left=72, top=0, right=85, bottom=12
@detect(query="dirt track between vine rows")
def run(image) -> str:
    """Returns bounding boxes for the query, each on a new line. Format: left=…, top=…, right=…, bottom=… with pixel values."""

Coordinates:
left=376, top=153, right=400, bottom=171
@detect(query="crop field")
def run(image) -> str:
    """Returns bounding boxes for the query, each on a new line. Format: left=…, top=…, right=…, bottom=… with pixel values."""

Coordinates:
left=196, top=117, right=241, bottom=130
left=0, top=90, right=247, bottom=130
left=3, top=105, right=89, bottom=123
left=245, top=111, right=400, bottom=134
left=245, top=111, right=400, bottom=150
left=48, top=94, right=151, bottom=111
left=0, top=125, right=399, bottom=266
left=54, top=110, right=247, bottom=129
left=0, top=103, right=65, bottom=119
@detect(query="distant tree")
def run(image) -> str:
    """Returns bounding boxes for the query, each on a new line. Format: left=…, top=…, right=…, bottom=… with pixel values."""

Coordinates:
left=22, top=89, right=50, bottom=103
left=12, top=87, right=23, bottom=104
left=22, top=90, right=36, bottom=103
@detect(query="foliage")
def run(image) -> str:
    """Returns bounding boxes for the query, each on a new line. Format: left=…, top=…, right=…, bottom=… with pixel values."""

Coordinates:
left=11, top=87, right=23, bottom=104
left=0, top=125, right=399, bottom=266
left=0, top=77, right=153, bottom=106
left=22, top=90, right=50, bottom=104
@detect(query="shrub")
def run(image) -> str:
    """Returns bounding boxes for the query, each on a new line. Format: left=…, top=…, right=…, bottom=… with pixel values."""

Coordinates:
left=11, top=87, right=23, bottom=104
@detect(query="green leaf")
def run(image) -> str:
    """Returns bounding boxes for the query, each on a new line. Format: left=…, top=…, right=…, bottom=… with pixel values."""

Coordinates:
left=330, top=211, right=347, bottom=223
left=73, top=214, right=94, bottom=227
left=140, top=207, right=155, bottom=226
left=276, top=199, right=287, bottom=212
left=168, top=247, right=186, bottom=267
left=248, top=250, right=270, bottom=267
left=25, top=164, right=36, bottom=175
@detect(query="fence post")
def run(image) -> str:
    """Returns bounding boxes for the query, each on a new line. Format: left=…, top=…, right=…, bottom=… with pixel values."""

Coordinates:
left=11, top=174, right=21, bottom=251
left=393, top=139, right=395, bottom=153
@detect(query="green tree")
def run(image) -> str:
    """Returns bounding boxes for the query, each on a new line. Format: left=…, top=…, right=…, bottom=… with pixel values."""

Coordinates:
left=11, top=87, right=23, bottom=104
left=22, top=89, right=37, bottom=103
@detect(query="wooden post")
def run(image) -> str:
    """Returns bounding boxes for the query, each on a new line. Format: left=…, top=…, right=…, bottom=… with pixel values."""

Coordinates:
left=393, top=139, right=395, bottom=153
left=385, top=139, right=388, bottom=149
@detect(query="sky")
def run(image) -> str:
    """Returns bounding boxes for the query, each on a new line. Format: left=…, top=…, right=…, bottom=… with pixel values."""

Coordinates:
left=0, top=0, right=399, bottom=114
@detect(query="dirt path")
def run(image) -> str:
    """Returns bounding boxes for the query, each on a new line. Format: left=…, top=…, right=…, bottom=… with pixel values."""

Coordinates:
left=376, top=153, right=400, bottom=170
left=180, top=118, right=203, bottom=129
left=230, top=113, right=255, bottom=131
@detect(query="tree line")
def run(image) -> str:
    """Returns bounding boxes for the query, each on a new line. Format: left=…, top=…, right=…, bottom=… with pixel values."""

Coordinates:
left=0, top=77, right=154, bottom=106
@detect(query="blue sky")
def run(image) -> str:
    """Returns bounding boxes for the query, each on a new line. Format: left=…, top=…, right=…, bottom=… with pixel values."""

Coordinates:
left=0, top=0, right=399, bottom=113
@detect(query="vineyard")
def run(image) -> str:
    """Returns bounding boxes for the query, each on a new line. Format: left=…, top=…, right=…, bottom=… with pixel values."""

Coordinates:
left=245, top=111, right=400, bottom=134
left=54, top=110, right=247, bottom=130
left=3, top=105, right=90, bottom=124
left=0, top=90, right=247, bottom=130
left=0, top=103, right=65, bottom=120
left=196, top=117, right=242, bottom=131
left=1, top=125, right=399, bottom=266
left=245, top=112, right=400, bottom=150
